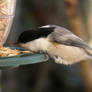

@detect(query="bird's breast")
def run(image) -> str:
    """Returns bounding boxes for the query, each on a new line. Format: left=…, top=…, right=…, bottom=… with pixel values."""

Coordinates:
left=47, top=43, right=88, bottom=64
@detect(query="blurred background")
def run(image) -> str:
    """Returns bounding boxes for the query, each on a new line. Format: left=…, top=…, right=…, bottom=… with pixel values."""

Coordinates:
left=1, top=0, right=92, bottom=92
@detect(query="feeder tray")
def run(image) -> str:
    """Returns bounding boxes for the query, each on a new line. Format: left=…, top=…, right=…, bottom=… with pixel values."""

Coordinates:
left=0, top=47, right=48, bottom=69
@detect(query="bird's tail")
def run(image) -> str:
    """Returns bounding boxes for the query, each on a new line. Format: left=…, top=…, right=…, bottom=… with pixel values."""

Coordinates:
left=85, top=48, right=92, bottom=59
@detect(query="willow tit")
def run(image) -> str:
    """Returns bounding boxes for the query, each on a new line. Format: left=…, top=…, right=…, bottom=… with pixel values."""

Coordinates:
left=16, top=25, right=92, bottom=65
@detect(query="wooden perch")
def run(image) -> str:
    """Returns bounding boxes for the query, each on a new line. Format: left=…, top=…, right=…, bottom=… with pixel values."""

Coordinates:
left=64, top=0, right=92, bottom=92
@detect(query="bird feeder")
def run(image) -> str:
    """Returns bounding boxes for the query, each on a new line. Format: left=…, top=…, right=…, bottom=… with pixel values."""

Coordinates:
left=0, top=0, right=47, bottom=69
left=0, top=0, right=16, bottom=45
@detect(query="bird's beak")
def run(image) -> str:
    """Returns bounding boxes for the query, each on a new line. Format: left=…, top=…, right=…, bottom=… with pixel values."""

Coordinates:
left=13, top=42, right=20, bottom=46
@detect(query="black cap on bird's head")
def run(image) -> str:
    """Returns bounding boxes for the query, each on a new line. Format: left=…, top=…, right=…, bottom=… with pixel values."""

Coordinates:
left=16, top=25, right=55, bottom=44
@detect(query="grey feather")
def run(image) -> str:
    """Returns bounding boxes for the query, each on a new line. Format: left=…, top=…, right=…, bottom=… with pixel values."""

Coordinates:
left=49, top=26, right=92, bottom=50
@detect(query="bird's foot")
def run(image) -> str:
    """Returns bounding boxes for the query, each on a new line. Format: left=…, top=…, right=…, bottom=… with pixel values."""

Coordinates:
left=53, top=56, right=69, bottom=65
left=54, top=56, right=63, bottom=64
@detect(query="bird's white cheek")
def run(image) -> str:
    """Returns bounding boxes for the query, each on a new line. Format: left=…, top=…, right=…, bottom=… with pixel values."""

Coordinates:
left=19, top=38, right=50, bottom=52
left=19, top=42, right=39, bottom=51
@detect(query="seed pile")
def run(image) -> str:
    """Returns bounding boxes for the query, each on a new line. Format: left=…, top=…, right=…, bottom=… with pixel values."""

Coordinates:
left=0, top=46, right=32, bottom=57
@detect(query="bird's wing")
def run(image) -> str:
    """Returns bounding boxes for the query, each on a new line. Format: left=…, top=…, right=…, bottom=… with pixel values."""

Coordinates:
left=49, top=28, right=92, bottom=50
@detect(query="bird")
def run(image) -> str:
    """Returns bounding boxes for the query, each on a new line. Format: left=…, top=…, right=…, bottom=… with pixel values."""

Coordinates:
left=15, top=25, right=92, bottom=65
